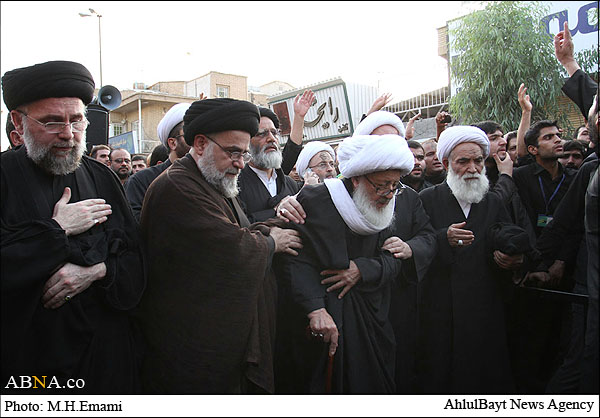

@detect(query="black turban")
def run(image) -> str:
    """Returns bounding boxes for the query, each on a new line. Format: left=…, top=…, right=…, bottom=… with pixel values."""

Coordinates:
left=183, top=98, right=260, bottom=145
left=2, top=60, right=95, bottom=111
left=258, top=107, right=280, bottom=129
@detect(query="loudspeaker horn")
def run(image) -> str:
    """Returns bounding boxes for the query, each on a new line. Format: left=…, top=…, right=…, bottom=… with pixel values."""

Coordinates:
left=96, top=85, right=122, bottom=110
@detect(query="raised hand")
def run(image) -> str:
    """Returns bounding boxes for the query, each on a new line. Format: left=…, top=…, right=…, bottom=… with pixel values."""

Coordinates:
left=293, top=90, right=315, bottom=118
left=518, top=83, right=532, bottom=113
left=405, top=112, right=422, bottom=140
left=554, top=22, right=580, bottom=76
left=367, top=93, right=393, bottom=116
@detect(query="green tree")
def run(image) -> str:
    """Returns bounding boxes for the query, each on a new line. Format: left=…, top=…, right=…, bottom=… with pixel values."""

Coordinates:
left=448, top=1, right=590, bottom=132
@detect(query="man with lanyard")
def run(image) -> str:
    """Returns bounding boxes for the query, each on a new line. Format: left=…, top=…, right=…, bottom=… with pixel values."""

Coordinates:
left=513, top=120, right=576, bottom=237
left=510, top=119, right=577, bottom=394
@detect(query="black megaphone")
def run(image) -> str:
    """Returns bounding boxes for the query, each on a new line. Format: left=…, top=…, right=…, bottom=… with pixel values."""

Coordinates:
left=86, top=85, right=123, bottom=150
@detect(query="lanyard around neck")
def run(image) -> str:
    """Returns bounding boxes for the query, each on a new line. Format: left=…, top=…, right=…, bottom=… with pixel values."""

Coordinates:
left=538, top=173, right=565, bottom=215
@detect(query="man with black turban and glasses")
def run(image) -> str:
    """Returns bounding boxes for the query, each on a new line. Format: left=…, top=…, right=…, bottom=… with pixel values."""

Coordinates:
left=138, top=98, right=302, bottom=394
left=1, top=60, right=145, bottom=394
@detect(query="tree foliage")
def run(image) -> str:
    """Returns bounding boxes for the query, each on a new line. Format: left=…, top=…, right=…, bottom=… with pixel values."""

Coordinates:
left=448, top=1, right=588, bottom=132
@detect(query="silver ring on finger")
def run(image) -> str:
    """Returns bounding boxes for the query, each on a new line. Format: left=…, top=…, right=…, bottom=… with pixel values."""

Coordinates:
left=94, top=218, right=99, bottom=224
left=458, top=239, right=463, bottom=246
left=280, top=208, right=288, bottom=215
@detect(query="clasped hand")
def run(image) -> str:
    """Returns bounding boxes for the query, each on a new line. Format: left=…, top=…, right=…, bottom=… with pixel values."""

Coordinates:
left=42, top=262, right=106, bottom=309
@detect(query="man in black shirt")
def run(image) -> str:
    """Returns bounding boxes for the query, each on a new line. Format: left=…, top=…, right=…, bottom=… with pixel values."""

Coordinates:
left=510, top=119, right=577, bottom=393
left=558, top=140, right=586, bottom=170
left=402, top=140, right=434, bottom=192
left=422, top=138, right=446, bottom=185
left=513, top=120, right=576, bottom=239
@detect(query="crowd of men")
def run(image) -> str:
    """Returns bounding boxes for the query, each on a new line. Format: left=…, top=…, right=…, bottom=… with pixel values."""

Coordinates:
left=1, top=23, right=598, bottom=395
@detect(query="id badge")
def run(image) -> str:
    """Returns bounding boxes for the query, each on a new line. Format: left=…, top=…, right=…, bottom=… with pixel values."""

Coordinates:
left=537, top=214, right=553, bottom=227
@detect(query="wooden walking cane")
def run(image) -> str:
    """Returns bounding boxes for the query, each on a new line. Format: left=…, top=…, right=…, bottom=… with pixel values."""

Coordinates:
left=325, top=352, right=334, bottom=394
left=307, top=326, right=335, bottom=394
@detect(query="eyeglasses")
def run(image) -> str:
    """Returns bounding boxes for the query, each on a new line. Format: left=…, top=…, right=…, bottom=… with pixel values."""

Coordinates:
left=309, top=161, right=336, bottom=170
left=254, top=128, right=281, bottom=139
left=18, top=110, right=89, bottom=133
left=205, top=135, right=252, bottom=163
left=364, top=175, right=406, bottom=197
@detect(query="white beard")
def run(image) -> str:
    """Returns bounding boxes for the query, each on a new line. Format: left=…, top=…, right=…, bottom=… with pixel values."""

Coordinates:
left=196, top=143, right=240, bottom=199
left=352, top=181, right=395, bottom=230
left=250, top=141, right=282, bottom=170
left=22, top=120, right=86, bottom=176
left=446, top=165, right=489, bottom=204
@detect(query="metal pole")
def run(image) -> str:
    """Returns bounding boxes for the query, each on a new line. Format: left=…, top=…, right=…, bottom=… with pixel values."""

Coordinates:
left=98, top=14, right=103, bottom=87
left=138, top=98, right=143, bottom=154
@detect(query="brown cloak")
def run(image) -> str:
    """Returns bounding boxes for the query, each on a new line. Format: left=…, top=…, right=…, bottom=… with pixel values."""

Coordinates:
left=138, top=154, right=277, bottom=393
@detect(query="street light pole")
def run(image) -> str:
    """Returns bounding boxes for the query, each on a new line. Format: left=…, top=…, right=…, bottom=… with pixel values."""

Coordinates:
left=79, top=8, right=103, bottom=87
left=97, top=12, right=102, bottom=87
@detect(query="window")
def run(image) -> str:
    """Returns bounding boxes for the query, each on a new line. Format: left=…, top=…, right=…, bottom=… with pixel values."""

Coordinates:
left=216, top=85, right=229, bottom=98
left=110, top=123, right=124, bottom=137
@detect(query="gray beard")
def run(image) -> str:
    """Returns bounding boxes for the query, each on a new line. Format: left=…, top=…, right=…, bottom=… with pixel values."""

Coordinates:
left=196, top=143, right=240, bottom=199
left=250, top=142, right=282, bottom=170
left=352, top=181, right=395, bottom=230
left=446, top=165, right=490, bottom=204
left=22, top=121, right=86, bottom=176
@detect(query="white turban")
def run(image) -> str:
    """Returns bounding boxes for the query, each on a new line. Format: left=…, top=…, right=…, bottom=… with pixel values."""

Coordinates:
left=157, top=103, right=191, bottom=148
left=295, top=141, right=336, bottom=178
left=436, top=126, right=490, bottom=162
left=353, top=111, right=406, bottom=138
left=338, top=134, right=414, bottom=178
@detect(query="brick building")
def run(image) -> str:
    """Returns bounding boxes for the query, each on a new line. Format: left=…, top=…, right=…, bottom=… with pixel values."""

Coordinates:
left=108, top=71, right=249, bottom=154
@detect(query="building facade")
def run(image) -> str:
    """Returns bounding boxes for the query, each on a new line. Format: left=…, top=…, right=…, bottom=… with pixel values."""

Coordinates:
left=108, top=71, right=248, bottom=154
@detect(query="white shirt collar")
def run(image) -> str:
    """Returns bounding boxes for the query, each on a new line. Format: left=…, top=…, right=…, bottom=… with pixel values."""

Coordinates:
left=455, top=197, right=472, bottom=219
left=249, top=165, right=278, bottom=197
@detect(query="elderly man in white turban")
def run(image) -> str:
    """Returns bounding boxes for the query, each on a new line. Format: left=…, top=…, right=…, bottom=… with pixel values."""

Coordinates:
left=417, top=126, right=530, bottom=394
left=275, top=114, right=438, bottom=394
left=125, top=102, right=192, bottom=222
left=294, top=141, right=337, bottom=184
left=278, top=133, right=417, bottom=394
left=275, top=110, right=406, bottom=223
